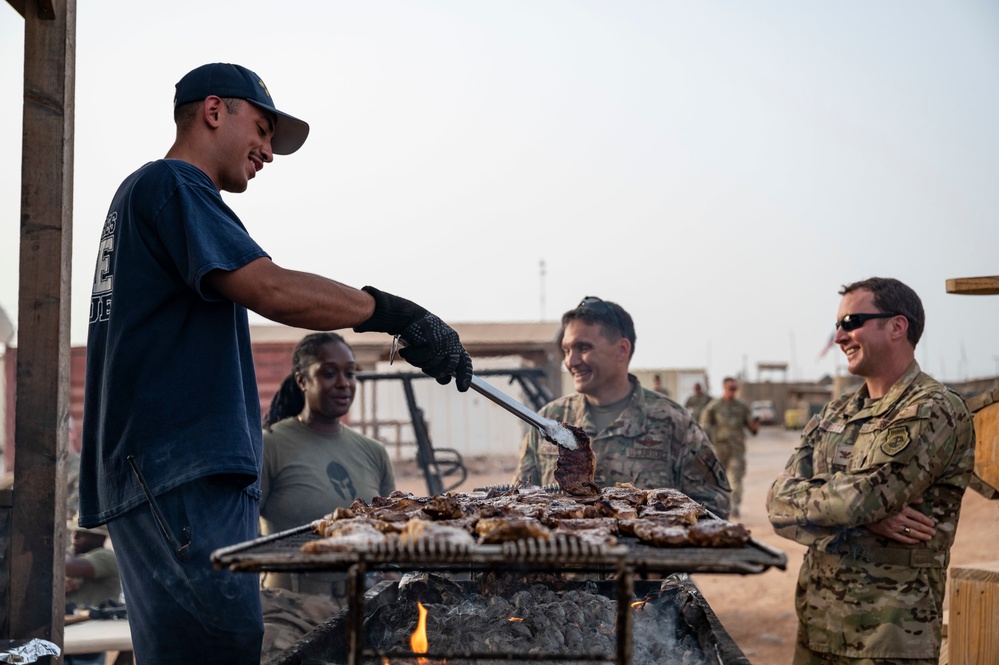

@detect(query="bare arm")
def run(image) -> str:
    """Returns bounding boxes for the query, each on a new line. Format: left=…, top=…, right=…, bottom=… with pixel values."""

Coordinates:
left=206, top=257, right=473, bottom=391
left=203, top=257, right=375, bottom=330
left=65, top=555, right=96, bottom=579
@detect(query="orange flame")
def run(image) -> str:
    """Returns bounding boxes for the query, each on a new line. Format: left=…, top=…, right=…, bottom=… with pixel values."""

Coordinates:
left=631, top=598, right=649, bottom=610
left=410, top=601, right=429, bottom=665
left=508, top=617, right=524, bottom=622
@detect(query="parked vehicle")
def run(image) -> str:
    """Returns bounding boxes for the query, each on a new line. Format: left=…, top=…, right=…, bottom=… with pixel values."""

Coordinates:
left=750, top=400, right=777, bottom=425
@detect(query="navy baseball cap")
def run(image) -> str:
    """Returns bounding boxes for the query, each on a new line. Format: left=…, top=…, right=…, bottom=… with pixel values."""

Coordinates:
left=174, top=63, right=310, bottom=155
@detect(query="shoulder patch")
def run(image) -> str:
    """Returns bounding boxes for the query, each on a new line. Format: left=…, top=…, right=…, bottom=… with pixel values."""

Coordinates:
left=881, top=426, right=911, bottom=456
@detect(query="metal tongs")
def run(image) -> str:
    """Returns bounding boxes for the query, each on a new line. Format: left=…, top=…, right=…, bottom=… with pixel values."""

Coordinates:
left=469, top=375, right=577, bottom=449
left=389, top=335, right=577, bottom=448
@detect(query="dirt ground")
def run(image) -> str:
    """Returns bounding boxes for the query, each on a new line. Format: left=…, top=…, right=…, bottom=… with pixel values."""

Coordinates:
left=394, top=427, right=999, bottom=665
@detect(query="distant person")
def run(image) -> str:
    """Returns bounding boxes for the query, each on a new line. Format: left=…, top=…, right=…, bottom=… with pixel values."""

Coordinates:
left=259, top=332, right=396, bottom=596
left=65, top=522, right=121, bottom=609
left=80, top=62, right=472, bottom=664
left=699, top=377, right=758, bottom=519
left=683, top=382, right=711, bottom=423
left=651, top=373, right=670, bottom=397
left=512, top=296, right=730, bottom=517
left=65, top=520, right=122, bottom=665
left=767, top=277, right=975, bottom=664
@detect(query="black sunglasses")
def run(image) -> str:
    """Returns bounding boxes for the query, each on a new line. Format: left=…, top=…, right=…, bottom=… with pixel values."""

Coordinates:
left=835, top=312, right=897, bottom=332
left=578, top=296, right=625, bottom=333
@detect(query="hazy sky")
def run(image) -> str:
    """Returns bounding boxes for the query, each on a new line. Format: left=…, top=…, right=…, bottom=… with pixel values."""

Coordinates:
left=2, top=1, right=998, bottom=388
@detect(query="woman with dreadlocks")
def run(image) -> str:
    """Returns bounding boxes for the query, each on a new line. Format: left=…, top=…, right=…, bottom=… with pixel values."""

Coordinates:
left=259, top=332, right=396, bottom=597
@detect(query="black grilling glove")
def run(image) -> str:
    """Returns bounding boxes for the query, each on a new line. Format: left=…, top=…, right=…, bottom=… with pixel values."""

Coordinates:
left=353, top=286, right=473, bottom=392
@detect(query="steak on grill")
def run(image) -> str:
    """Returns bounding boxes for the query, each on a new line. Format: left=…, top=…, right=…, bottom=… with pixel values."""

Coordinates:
left=552, top=423, right=599, bottom=496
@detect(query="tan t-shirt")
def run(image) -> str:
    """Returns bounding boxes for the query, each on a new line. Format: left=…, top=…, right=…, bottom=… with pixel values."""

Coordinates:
left=260, top=418, right=396, bottom=535
left=67, top=547, right=120, bottom=608
left=259, top=418, right=396, bottom=596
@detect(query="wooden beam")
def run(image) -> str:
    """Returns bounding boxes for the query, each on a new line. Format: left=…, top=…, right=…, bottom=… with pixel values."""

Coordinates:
left=945, top=276, right=999, bottom=296
left=6, top=0, right=26, bottom=19
left=4, top=0, right=55, bottom=20
left=10, top=0, right=76, bottom=648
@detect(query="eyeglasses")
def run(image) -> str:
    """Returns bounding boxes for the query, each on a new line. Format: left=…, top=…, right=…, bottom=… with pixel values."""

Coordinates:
left=835, top=312, right=897, bottom=332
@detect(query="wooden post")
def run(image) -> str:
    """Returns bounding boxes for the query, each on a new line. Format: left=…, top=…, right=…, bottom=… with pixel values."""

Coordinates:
left=10, top=0, right=77, bottom=651
left=969, top=397, right=999, bottom=497
left=948, top=561, right=999, bottom=665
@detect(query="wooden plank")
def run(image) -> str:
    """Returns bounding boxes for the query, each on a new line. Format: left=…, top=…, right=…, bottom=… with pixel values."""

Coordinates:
left=9, top=0, right=76, bottom=648
left=63, top=618, right=133, bottom=655
left=972, top=401, right=999, bottom=495
left=948, top=561, right=999, bottom=665
left=945, top=276, right=999, bottom=295
left=0, top=0, right=56, bottom=20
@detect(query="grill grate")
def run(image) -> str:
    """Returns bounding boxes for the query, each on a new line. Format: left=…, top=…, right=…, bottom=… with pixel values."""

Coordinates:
left=213, top=524, right=785, bottom=576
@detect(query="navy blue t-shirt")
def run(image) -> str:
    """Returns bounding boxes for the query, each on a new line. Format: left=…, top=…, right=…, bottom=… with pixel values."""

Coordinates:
left=80, top=159, right=268, bottom=527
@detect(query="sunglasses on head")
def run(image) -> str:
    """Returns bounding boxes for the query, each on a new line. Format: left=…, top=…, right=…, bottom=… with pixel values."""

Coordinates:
left=835, top=312, right=897, bottom=332
left=577, top=296, right=624, bottom=333
left=578, top=296, right=613, bottom=315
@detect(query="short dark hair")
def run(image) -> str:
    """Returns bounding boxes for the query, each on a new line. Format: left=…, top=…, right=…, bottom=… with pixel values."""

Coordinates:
left=173, top=97, right=243, bottom=129
left=559, top=296, right=636, bottom=359
left=839, top=277, right=924, bottom=347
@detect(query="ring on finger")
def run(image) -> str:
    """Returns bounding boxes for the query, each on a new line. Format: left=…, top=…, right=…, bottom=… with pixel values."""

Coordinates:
left=903, top=526, right=911, bottom=534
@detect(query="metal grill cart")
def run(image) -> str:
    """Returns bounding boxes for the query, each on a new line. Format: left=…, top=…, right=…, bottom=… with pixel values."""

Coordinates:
left=213, top=501, right=785, bottom=665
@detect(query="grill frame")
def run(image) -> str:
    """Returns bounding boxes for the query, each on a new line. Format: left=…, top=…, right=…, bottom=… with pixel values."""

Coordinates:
left=212, top=523, right=786, bottom=577
left=220, top=488, right=786, bottom=665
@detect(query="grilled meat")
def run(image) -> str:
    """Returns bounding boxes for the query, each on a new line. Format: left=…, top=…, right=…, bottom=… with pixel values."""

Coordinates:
left=687, top=519, right=751, bottom=547
left=301, top=519, right=388, bottom=552
left=553, top=423, right=599, bottom=496
left=302, top=481, right=749, bottom=553
left=630, top=521, right=690, bottom=547
left=475, top=516, right=551, bottom=544
left=398, top=519, right=476, bottom=547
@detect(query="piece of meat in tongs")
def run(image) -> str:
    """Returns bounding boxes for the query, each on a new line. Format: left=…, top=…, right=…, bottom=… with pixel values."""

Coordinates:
left=552, top=423, right=599, bottom=496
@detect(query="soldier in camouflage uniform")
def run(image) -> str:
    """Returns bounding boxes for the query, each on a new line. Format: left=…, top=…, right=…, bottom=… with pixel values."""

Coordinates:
left=699, top=377, right=758, bottom=518
left=513, top=296, right=731, bottom=518
left=683, top=382, right=712, bottom=423
left=767, top=277, right=975, bottom=665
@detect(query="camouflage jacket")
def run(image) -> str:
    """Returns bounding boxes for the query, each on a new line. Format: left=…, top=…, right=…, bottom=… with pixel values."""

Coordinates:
left=513, top=375, right=731, bottom=517
left=766, top=361, right=975, bottom=659
left=699, top=397, right=753, bottom=447
left=683, top=393, right=712, bottom=423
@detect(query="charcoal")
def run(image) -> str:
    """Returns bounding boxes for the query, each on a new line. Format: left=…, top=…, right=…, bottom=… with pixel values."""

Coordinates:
left=277, top=575, right=723, bottom=665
